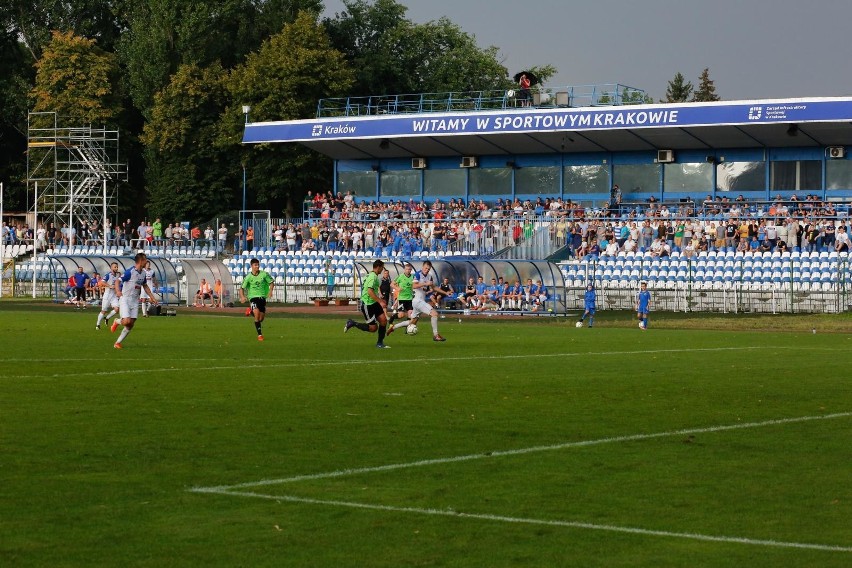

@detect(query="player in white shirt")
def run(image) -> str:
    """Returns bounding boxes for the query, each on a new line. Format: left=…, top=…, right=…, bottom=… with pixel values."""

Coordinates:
left=410, top=261, right=447, bottom=342
left=139, top=260, right=157, bottom=317
left=110, top=253, right=158, bottom=349
left=95, top=262, right=122, bottom=329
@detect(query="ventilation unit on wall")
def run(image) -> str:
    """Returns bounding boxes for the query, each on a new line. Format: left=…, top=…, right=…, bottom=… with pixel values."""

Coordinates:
left=828, top=146, right=846, bottom=159
left=412, top=157, right=427, bottom=169
left=656, top=149, right=675, bottom=163
left=460, top=156, right=478, bottom=168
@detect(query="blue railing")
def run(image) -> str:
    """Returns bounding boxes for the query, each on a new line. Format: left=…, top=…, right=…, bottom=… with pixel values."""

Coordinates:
left=316, top=84, right=648, bottom=118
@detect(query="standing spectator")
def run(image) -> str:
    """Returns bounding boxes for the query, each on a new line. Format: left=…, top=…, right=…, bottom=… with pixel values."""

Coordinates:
left=152, top=218, right=163, bottom=244
left=218, top=224, right=228, bottom=251
left=204, top=225, right=215, bottom=246
left=325, top=261, right=336, bottom=297
left=245, top=226, right=254, bottom=252
left=71, top=266, right=90, bottom=308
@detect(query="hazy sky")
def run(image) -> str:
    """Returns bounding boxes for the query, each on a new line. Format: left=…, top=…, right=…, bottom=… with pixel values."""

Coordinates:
left=322, top=0, right=852, bottom=101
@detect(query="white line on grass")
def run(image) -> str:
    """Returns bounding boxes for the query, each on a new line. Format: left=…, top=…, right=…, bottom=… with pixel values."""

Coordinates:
left=190, top=489, right=852, bottom=553
left=192, top=411, right=852, bottom=492
left=6, top=346, right=774, bottom=379
left=190, top=411, right=852, bottom=553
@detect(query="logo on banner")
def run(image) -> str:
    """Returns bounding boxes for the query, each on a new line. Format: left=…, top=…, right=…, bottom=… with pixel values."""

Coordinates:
left=748, top=106, right=763, bottom=120
left=311, top=124, right=323, bottom=137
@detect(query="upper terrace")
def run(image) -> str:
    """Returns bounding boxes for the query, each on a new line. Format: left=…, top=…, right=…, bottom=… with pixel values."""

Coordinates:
left=316, top=83, right=648, bottom=118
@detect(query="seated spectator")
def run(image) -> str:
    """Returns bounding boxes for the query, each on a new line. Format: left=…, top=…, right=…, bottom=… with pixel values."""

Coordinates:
left=212, top=278, right=226, bottom=307
left=836, top=227, right=850, bottom=252
left=194, top=278, right=213, bottom=307
left=87, top=272, right=102, bottom=300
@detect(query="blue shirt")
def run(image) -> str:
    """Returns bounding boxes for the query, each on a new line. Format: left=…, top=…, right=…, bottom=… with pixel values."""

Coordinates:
left=637, top=290, right=651, bottom=312
left=71, top=272, right=90, bottom=288
left=584, top=289, right=596, bottom=309
left=475, top=282, right=486, bottom=295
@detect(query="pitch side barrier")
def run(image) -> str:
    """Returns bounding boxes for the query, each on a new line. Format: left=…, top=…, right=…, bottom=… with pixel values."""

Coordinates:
left=47, top=255, right=182, bottom=305
left=352, top=259, right=568, bottom=316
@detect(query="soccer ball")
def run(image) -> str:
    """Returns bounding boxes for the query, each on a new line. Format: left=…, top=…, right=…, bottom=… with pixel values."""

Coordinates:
left=406, top=324, right=419, bottom=335
left=575, top=321, right=583, bottom=328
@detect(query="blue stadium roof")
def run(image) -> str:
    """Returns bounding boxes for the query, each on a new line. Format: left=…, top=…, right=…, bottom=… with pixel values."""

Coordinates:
left=243, top=97, right=852, bottom=160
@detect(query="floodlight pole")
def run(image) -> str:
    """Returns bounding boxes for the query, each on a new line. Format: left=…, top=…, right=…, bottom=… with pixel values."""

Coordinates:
left=241, top=105, right=250, bottom=254
left=32, top=182, right=37, bottom=298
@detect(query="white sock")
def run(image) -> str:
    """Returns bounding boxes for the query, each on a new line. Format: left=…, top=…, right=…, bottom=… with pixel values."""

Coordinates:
left=106, top=309, right=117, bottom=320
left=142, top=302, right=148, bottom=316
left=431, top=316, right=439, bottom=336
left=393, top=320, right=410, bottom=330
left=97, top=313, right=105, bottom=326
left=116, top=327, right=131, bottom=344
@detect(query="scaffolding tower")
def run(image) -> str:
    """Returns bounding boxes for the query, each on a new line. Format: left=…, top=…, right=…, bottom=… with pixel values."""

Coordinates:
left=26, top=111, right=127, bottom=228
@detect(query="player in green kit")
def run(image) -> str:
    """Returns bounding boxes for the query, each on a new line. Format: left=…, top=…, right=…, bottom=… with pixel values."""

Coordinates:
left=386, top=262, right=415, bottom=336
left=239, top=258, right=274, bottom=341
left=344, top=259, right=390, bottom=348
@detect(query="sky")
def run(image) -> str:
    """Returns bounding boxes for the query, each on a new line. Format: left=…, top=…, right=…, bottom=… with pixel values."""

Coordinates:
left=322, top=0, right=852, bottom=102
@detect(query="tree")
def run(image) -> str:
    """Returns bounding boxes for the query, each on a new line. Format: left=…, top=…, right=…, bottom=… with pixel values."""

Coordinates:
left=325, top=0, right=513, bottom=95
left=225, top=11, right=355, bottom=214
left=692, top=67, right=721, bottom=102
left=141, top=63, right=233, bottom=220
left=663, top=72, right=693, bottom=103
left=30, top=30, right=123, bottom=125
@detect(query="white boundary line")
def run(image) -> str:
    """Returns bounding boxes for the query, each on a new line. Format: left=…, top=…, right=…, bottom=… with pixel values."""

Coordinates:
left=192, top=490, right=852, bottom=553
left=5, top=346, right=773, bottom=379
left=189, top=412, right=852, bottom=553
left=194, top=412, right=852, bottom=490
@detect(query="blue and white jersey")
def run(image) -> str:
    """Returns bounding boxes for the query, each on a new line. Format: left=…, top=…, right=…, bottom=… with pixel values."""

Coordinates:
left=413, top=269, right=437, bottom=301
left=637, top=290, right=651, bottom=313
left=120, top=267, right=147, bottom=302
left=103, top=271, right=121, bottom=299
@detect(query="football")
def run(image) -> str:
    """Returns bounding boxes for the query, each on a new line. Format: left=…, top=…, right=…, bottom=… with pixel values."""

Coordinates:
left=575, top=321, right=583, bottom=328
left=406, top=324, right=419, bottom=335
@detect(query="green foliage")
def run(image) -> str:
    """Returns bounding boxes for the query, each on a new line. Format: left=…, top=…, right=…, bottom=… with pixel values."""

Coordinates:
left=226, top=11, right=354, bottom=213
left=664, top=71, right=693, bottom=103
left=141, top=63, right=234, bottom=221
left=30, top=30, right=123, bottom=125
left=325, top=0, right=512, bottom=94
left=692, top=67, right=721, bottom=102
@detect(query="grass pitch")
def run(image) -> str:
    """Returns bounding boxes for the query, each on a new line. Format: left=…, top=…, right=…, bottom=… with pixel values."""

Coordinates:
left=1, top=305, right=851, bottom=567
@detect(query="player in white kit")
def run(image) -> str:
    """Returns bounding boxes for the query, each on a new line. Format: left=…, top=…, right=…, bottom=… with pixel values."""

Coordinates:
left=139, top=260, right=157, bottom=317
left=410, top=260, right=447, bottom=342
left=110, top=253, right=158, bottom=349
left=95, top=262, right=122, bottom=329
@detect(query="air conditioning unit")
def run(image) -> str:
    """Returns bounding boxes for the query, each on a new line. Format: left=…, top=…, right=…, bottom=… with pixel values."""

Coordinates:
left=828, top=146, right=846, bottom=159
left=412, top=157, right=426, bottom=169
left=656, top=149, right=675, bottom=163
left=460, top=156, right=478, bottom=168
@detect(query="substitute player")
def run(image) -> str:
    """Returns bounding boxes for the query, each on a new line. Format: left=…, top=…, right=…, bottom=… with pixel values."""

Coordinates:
left=579, top=284, right=596, bottom=328
left=95, top=262, right=122, bottom=330
left=110, top=253, right=158, bottom=349
left=636, top=281, right=651, bottom=330
left=344, top=259, right=390, bottom=348
left=410, top=260, right=446, bottom=342
left=239, top=258, right=274, bottom=341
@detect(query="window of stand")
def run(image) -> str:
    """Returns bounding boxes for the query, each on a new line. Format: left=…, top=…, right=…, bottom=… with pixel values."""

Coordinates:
left=469, top=167, right=511, bottom=196
left=337, top=170, right=377, bottom=199
left=716, top=161, right=766, bottom=194
left=826, top=159, right=852, bottom=191
left=379, top=170, right=419, bottom=198
left=424, top=169, right=465, bottom=198
left=664, top=163, right=713, bottom=193
left=770, top=160, right=821, bottom=192
left=514, top=166, right=559, bottom=196
left=563, top=165, right=609, bottom=194
left=613, top=164, right=661, bottom=197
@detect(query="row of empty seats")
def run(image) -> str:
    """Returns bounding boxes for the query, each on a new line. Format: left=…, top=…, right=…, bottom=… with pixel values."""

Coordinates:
left=1, top=244, right=34, bottom=259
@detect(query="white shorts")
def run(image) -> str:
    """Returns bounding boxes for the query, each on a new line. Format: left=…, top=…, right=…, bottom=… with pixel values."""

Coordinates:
left=101, top=290, right=119, bottom=311
left=411, top=298, right=433, bottom=319
left=119, top=295, right=140, bottom=320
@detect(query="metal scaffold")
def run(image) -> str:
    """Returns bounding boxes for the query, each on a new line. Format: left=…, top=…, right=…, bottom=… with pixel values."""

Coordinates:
left=26, top=111, right=127, bottom=228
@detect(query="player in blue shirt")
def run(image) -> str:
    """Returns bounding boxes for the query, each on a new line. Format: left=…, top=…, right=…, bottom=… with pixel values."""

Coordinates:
left=636, top=281, right=651, bottom=330
left=580, top=284, right=596, bottom=327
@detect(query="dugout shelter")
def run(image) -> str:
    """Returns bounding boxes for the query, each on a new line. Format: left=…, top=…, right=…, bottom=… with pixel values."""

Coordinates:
left=181, top=259, right=236, bottom=307
left=354, top=259, right=567, bottom=315
left=47, top=255, right=181, bottom=305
